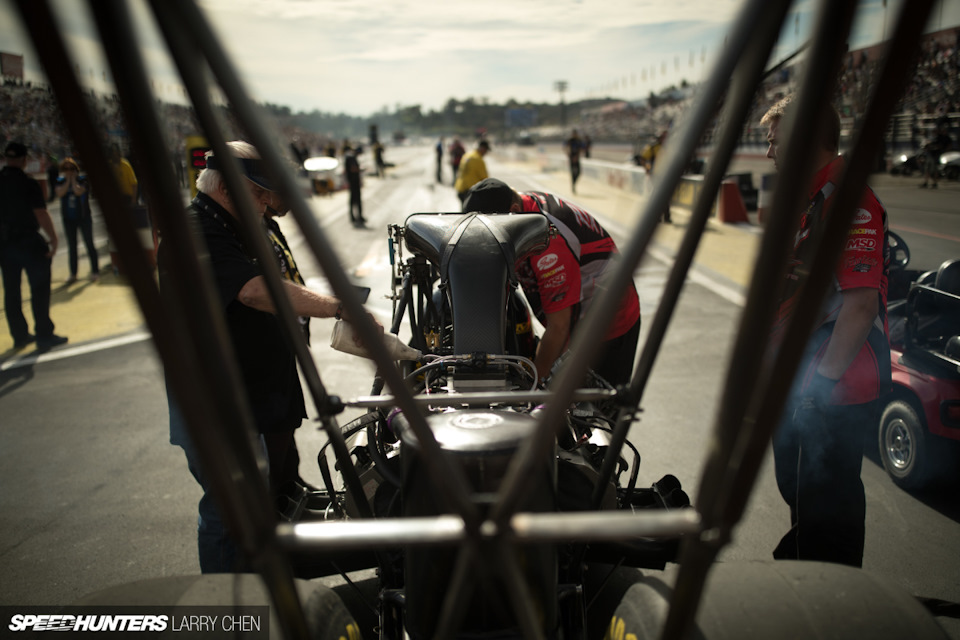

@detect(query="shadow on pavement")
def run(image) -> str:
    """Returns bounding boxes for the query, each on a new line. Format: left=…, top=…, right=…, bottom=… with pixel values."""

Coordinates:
left=0, top=363, right=35, bottom=400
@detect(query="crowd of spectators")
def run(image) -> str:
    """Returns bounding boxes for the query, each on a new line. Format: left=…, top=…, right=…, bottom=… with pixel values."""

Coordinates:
left=577, top=94, right=689, bottom=143
left=1, top=81, right=73, bottom=159
left=898, top=30, right=960, bottom=117
left=573, top=27, right=960, bottom=154
left=3, top=26, right=958, bottom=174
left=1, top=81, right=210, bottom=177
left=0, top=80, right=337, bottom=181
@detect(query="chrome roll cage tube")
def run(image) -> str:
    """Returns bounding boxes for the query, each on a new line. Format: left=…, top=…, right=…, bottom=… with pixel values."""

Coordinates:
left=12, top=0, right=933, bottom=638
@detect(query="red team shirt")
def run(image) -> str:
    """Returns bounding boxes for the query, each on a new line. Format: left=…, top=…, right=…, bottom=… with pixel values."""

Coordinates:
left=516, top=192, right=640, bottom=341
left=774, top=157, right=891, bottom=405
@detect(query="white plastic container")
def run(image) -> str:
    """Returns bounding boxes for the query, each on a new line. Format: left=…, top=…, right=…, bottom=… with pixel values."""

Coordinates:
left=329, top=320, right=422, bottom=361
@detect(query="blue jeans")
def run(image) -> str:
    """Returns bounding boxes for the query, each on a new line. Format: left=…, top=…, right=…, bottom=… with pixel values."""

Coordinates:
left=772, top=401, right=875, bottom=567
left=169, top=396, right=299, bottom=573
left=170, top=397, right=277, bottom=573
left=180, top=437, right=240, bottom=573
left=61, top=214, right=99, bottom=277
left=1, top=235, right=55, bottom=342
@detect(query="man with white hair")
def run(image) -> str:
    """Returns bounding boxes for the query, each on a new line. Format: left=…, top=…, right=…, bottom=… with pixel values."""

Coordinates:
left=159, top=140, right=355, bottom=572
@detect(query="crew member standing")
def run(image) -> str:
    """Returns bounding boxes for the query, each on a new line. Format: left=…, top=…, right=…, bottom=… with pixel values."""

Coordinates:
left=640, top=132, right=671, bottom=223
left=159, top=141, right=370, bottom=572
left=563, top=129, right=584, bottom=194
left=448, top=138, right=465, bottom=186
left=344, top=145, right=365, bottom=226
left=109, top=144, right=138, bottom=208
left=462, top=178, right=641, bottom=385
left=454, top=139, right=490, bottom=203
left=762, top=96, right=890, bottom=568
left=919, top=118, right=951, bottom=189
left=0, top=142, right=68, bottom=350
left=373, top=141, right=386, bottom=179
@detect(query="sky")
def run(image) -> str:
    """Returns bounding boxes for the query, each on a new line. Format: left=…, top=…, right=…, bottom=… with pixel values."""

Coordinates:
left=1, top=0, right=959, bottom=117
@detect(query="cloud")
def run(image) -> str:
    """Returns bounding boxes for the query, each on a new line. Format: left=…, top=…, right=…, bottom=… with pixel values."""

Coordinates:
left=4, top=0, right=957, bottom=116
left=190, top=0, right=742, bottom=113
left=0, top=0, right=763, bottom=113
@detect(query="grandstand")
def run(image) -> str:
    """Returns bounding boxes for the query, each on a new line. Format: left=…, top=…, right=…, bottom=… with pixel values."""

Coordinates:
left=0, top=80, right=337, bottom=180
left=2, top=25, right=957, bottom=174
left=571, top=26, right=960, bottom=161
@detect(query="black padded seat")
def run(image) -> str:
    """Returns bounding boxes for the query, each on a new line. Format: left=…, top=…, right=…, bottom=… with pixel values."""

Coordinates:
left=404, top=213, right=549, bottom=355
left=404, top=212, right=549, bottom=269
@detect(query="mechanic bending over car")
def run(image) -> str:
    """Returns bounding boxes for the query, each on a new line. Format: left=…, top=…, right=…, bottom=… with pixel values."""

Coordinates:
left=762, top=96, right=891, bottom=568
left=158, top=140, right=378, bottom=573
left=461, top=177, right=641, bottom=386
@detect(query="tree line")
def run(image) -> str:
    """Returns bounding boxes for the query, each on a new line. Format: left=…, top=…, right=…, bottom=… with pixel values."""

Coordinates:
left=262, top=95, right=630, bottom=143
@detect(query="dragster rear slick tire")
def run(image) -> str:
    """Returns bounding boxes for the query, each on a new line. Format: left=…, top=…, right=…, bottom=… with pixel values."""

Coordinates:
left=604, top=560, right=948, bottom=640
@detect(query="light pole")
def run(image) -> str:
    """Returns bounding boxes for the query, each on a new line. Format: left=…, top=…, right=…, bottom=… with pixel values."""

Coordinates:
left=554, top=80, right=568, bottom=128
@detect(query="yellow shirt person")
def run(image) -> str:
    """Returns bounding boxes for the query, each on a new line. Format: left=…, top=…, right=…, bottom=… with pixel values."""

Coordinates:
left=109, top=145, right=138, bottom=206
left=454, top=140, right=490, bottom=201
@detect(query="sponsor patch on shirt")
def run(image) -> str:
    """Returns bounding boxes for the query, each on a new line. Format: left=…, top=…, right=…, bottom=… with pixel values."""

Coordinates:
left=541, top=265, right=565, bottom=278
left=853, top=208, right=872, bottom=225
left=845, top=255, right=879, bottom=271
left=537, top=253, right=559, bottom=270
left=845, top=237, right=877, bottom=252
left=545, top=273, right=567, bottom=287
left=848, top=227, right=877, bottom=235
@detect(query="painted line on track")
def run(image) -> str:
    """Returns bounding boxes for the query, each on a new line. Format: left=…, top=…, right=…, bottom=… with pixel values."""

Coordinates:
left=4, top=161, right=751, bottom=370
left=1, top=331, right=152, bottom=372
left=891, top=223, right=960, bottom=243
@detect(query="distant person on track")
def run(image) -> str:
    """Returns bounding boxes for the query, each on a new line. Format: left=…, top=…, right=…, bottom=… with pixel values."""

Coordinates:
left=639, top=132, right=671, bottom=223
left=919, top=118, right=951, bottom=189
left=448, top=138, right=465, bottom=186
left=344, top=144, right=366, bottom=226
left=563, top=128, right=585, bottom=194
left=462, top=177, right=641, bottom=385
left=373, top=141, right=387, bottom=179
left=435, top=137, right=444, bottom=184
left=762, top=96, right=891, bottom=568
left=454, top=139, right=490, bottom=203
left=109, top=144, right=138, bottom=209
left=55, top=157, right=100, bottom=284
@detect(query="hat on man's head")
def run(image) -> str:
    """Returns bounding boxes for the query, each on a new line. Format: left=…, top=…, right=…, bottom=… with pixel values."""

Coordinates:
left=205, top=154, right=275, bottom=191
left=4, top=142, right=28, bottom=159
left=462, top=177, right=516, bottom=214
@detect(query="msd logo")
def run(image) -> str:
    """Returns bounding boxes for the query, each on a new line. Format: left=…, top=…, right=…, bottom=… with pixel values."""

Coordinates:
left=845, top=237, right=877, bottom=252
left=537, top=254, right=559, bottom=270
left=545, top=273, right=567, bottom=287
